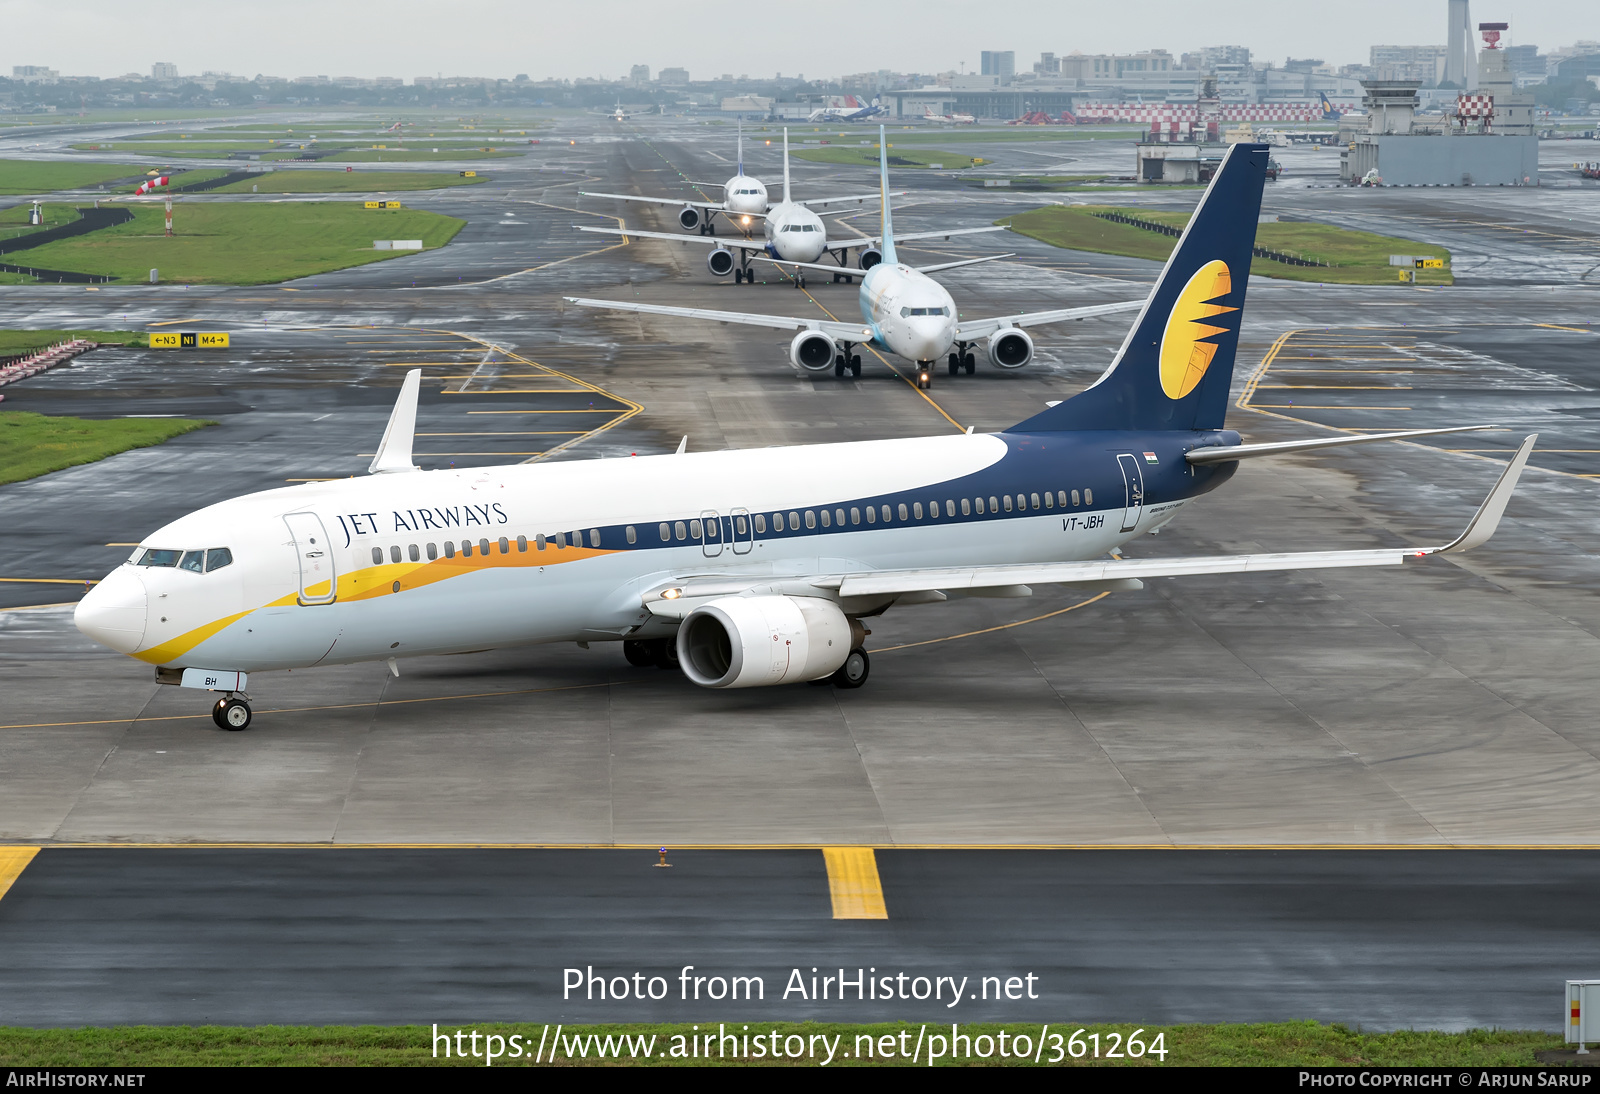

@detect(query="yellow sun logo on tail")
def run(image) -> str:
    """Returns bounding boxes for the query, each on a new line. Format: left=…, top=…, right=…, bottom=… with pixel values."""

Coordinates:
left=1159, top=260, right=1236, bottom=400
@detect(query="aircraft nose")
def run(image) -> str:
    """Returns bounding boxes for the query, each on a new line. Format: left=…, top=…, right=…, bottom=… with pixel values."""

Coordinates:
left=74, top=566, right=147, bottom=654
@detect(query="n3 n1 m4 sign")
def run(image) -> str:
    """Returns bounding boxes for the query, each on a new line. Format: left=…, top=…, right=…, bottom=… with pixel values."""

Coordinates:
left=363, top=200, right=403, bottom=209
left=150, top=332, right=230, bottom=348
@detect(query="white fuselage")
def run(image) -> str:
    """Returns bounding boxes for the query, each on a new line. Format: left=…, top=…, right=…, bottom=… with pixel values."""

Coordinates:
left=74, top=434, right=1159, bottom=676
left=857, top=261, right=959, bottom=363
left=722, top=173, right=768, bottom=220
left=761, top=201, right=828, bottom=263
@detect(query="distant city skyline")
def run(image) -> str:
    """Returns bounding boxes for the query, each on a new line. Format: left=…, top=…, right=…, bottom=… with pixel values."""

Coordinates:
left=1, top=0, right=1595, bottom=83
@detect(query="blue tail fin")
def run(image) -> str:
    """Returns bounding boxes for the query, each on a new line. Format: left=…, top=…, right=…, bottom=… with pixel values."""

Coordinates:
left=1008, top=143, right=1270, bottom=434
left=877, top=124, right=897, bottom=265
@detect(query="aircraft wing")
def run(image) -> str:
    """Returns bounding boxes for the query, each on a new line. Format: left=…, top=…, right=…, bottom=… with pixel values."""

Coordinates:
left=581, top=191, right=726, bottom=211
left=828, top=226, right=1007, bottom=252
left=564, top=296, right=873, bottom=341
left=953, top=300, right=1146, bottom=339
left=744, top=252, right=1014, bottom=277
left=576, top=225, right=772, bottom=251
left=795, top=191, right=905, bottom=208
left=643, top=436, right=1536, bottom=618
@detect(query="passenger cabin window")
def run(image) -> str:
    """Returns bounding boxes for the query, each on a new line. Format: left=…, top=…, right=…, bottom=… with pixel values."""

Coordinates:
left=390, top=545, right=403, bottom=564
left=538, top=534, right=549, bottom=550
left=819, top=509, right=830, bottom=528
left=1085, top=488, right=1094, bottom=505
left=962, top=498, right=971, bottom=516
left=205, top=548, right=233, bottom=572
left=445, top=541, right=456, bottom=558
left=462, top=541, right=473, bottom=557
left=865, top=506, right=876, bottom=524
left=427, top=543, right=438, bottom=560
left=882, top=505, right=892, bottom=522
left=480, top=538, right=492, bottom=556
left=754, top=514, right=767, bottom=534
left=913, top=502, right=924, bottom=520
left=690, top=520, right=702, bottom=540
left=371, top=547, right=383, bottom=565
left=136, top=548, right=182, bottom=568
left=179, top=550, right=205, bottom=573
left=850, top=508, right=860, bottom=525
left=675, top=521, right=687, bottom=541
left=658, top=524, right=669, bottom=542
left=1058, top=490, right=1068, bottom=507
left=626, top=526, right=637, bottom=545
left=517, top=535, right=528, bottom=552
left=835, top=508, right=845, bottom=527
left=409, top=544, right=420, bottom=562
left=989, top=496, right=1000, bottom=513
left=1031, top=493, right=1041, bottom=510
left=789, top=511, right=800, bottom=529
left=1071, top=490, right=1080, bottom=506
left=1044, top=492, right=1054, bottom=510
left=975, top=497, right=985, bottom=514
left=498, top=537, right=510, bottom=554
left=805, top=511, right=816, bottom=530
left=773, top=513, right=785, bottom=532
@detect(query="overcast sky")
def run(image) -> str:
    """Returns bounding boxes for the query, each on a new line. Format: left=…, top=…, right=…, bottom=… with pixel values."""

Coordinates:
left=4, top=0, right=1596, bottom=82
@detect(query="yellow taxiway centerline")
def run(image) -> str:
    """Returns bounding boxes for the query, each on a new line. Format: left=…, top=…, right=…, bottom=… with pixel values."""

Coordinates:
left=822, top=847, right=889, bottom=919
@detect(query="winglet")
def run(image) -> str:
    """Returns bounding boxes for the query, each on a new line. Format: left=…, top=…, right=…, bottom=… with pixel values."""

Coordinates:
left=368, top=368, right=422, bottom=474
left=877, top=124, right=897, bottom=266
left=675, top=435, right=688, bottom=455
left=1433, top=434, right=1536, bottom=553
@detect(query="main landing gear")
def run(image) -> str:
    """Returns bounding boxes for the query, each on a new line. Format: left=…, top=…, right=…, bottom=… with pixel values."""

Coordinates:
left=829, top=272, right=856, bottom=284
left=947, top=351, right=976, bottom=376
left=624, top=638, right=679, bottom=670
left=834, top=351, right=862, bottom=378
left=211, top=693, right=252, bottom=731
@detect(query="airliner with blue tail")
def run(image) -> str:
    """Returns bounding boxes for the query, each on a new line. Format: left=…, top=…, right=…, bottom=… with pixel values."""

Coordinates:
left=73, top=142, right=1531, bottom=730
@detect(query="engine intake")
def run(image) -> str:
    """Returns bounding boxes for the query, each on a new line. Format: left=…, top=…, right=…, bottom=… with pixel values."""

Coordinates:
left=706, top=247, right=735, bottom=277
left=678, top=206, right=701, bottom=231
left=677, top=596, right=852, bottom=688
left=858, top=247, right=883, bottom=271
left=986, top=327, right=1034, bottom=369
left=789, top=330, right=837, bottom=372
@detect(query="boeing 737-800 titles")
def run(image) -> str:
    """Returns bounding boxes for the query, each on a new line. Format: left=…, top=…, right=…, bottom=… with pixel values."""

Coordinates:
left=570, top=126, right=1141, bottom=385
left=74, top=143, right=1530, bottom=731
left=579, top=128, right=1000, bottom=285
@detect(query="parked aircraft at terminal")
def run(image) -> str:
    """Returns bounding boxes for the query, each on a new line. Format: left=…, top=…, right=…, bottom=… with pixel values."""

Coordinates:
left=923, top=107, right=977, bottom=124
left=580, top=128, right=989, bottom=284
left=809, top=95, right=885, bottom=122
left=571, top=126, right=1139, bottom=383
left=74, top=142, right=1532, bottom=731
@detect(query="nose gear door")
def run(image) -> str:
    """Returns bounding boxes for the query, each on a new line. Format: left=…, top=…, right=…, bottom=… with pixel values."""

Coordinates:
left=284, top=512, right=338, bottom=605
left=1116, top=454, right=1145, bottom=533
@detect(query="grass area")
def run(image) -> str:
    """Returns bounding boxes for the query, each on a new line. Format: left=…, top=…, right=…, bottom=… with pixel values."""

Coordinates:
left=12, top=202, right=464, bottom=284
left=0, top=201, right=84, bottom=242
left=0, top=329, right=145, bottom=354
left=210, top=169, right=485, bottom=193
left=791, top=147, right=986, bottom=169
left=0, top=1022, right=1567, bottom=1067
left=754, top=127, right=1144, bottom=145
left=0, top=412, right=210, bottom=486
left=1003, top=205, right=1454, bottom=285
left=0, top=161, right=147, bottom=195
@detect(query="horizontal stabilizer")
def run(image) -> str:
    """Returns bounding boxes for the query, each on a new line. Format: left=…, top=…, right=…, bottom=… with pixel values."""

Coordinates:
left=1185, top=425, right=1498, bottom=465
left=576, top=225, right=772, bottom=250
left=915, top=254, right=1015, bottom=274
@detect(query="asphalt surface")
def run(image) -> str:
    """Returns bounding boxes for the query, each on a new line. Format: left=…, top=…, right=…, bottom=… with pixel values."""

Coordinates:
left=1, top=111, right=1599, bottom=1031
left=0, top=847, right=1594, bottom=1028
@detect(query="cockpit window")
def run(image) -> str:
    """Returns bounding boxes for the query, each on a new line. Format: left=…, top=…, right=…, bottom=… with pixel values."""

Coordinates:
left=136, top=549, right=182, bottom=568
left=900, top=306, right=950, bottom=318
left=206, top=548, right=233, bottom=573
left=179, top=551, right=205, bottom=573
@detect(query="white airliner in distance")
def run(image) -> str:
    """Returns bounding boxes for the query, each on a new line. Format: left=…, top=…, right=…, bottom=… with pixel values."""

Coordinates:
left=809, top=96, right=885, bottom=122
left=923, top=108, right=977, bottom=125
left=569, top=126, right=1141, bottom=385
left=597, top=99, right=656, bottom=122
left=580, top=128, right=990, bottom=286
left=581, top=121, right=776, bottom=238
left=74, top=142, right=1532, bottom=732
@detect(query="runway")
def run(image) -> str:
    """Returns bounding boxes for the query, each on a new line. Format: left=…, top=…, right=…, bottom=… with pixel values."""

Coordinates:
left=0, top=846, right=1593, bottom=1028
left=1, top=111, right=1599, bottom=1030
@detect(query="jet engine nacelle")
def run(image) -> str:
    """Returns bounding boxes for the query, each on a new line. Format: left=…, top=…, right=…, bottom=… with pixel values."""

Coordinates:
left=677, top=595, right=852, bottom=688
left=986, top=327, right=1034, bottom=369
left=678, top=206, right=701, bottom=231
left=789, top=330, right=837, bottom=372
left=858, top=247, right=883, bottom=271
left=706, top=247, right=735, bottom=277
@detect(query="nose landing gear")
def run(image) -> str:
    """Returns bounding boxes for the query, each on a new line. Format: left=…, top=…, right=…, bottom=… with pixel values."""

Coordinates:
left=211, top=694, right=252, bottom=731
left=916, top=363, right=933, bottom=390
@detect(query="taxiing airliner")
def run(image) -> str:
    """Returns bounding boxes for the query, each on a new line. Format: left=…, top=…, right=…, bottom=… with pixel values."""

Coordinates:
left=580, top=128, right=1003, bottom=287
left=74, top=142, right=1530, bottom=731
left=569, top=126, right=1141, bottom=385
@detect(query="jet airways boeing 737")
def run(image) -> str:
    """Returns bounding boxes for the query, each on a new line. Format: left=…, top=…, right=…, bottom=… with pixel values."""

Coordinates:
left=74, top=143, right=1530, bottom=731
left=580, top=129, right=998, bottom=285
left=569, top=126, right=1141, bottom=384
